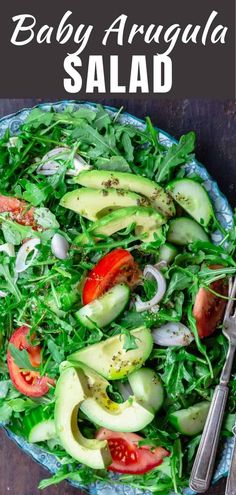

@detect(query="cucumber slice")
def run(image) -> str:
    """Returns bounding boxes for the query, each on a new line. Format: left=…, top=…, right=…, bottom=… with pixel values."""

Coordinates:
left=29, top=419, right=56, bottom=443
left=167, top=217, right=209, bottom=245
left=128, top=368, right=164, bottom=413
left=76, top=284, right=130, bottom=329
left=23, top=407, right=56, bottom=443
left=169, top=401, right=210, bottom=436
left=167, top=179, right=214, bottom=227
left=158, top=243, right=178, bottom=264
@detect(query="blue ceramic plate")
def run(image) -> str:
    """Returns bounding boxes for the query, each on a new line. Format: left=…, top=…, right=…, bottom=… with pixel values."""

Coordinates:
left=0, top=101, right=234, bottom=495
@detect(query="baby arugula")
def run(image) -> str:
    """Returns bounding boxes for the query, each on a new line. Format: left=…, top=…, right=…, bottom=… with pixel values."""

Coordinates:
left=0, top=104, right=234, bottom=495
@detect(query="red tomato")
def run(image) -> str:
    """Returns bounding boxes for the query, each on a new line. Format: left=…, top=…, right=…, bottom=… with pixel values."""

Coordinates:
left=96, top=428, right=170, bottom=474
left=82, top=248, right=141, bottom=305
left=193, top=265, right=228, bottom=339
left=7, top=326, right=54, bottom=398
left=0, top=195, right=36, bottom=227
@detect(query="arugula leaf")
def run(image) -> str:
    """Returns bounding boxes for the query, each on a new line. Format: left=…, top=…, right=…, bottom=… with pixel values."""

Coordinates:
left=47, top=339, right=64, bottom=364
left=190, top=240, right=236, bottom=265
left=70, top=108, right=96, bottom=123
left=199, top=265, right=235, bottom=285
left=38, top=469, right=72, bottom=490
left=143, top=277, right=157, bottom=299
left=25, top=109, right=54, bottom=129
left=0, top=402, right=12, bottom=422
left=1, top=216, right=34, bottom=245
left=38, top=466, right=100, bottom=490
left=155, top=132, right=196, bottom=183
left=121, top=132, right=134, bottom=162
left=120, top=310, right=147, bottom=329
left=165, top=270, right=193, bottom=298
left=72, top=121, right=119, bottom=156
left=187, top=304, right=213, bottom=377
left=22, top=180, right=53, bottom=206
left=170, top=439, right=183, bottom=493
left=120, top=327, right=138, bottom=351
left=8, top=343, right=36, bottom=371
left=223, top=413, right=236, bottom=433
left=34, top=208, right=59, bottom=229
left=95, top=156, right=132, bottom=172
left=8, top=397, right=35, bottom=412
left=0, top=264, right=21, bottom=301
left=187, top=435, right=201, bottom=462
left=145, top=117, right=164, bottom=153
left=93, top=105, right=111, bottom=130
left=0, top=380, right=11, bottom=399
left=161, top=355, right=186, bottom=397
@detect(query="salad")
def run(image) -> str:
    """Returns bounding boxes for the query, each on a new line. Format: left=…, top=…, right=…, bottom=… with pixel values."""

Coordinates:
left=0, top=103, right=235, bottom=495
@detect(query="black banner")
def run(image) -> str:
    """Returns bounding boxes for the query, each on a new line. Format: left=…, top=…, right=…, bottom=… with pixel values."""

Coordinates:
left=0, top=0, right=235, bottom=98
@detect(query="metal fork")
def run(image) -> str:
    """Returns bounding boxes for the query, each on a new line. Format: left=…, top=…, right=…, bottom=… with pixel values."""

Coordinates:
left=189, top=277, right=236, bottom=493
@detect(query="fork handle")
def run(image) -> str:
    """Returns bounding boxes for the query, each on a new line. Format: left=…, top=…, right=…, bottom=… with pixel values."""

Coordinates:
left=225, top=427, right=236, bottom=495
left=189, top=384, right=229, bottom=493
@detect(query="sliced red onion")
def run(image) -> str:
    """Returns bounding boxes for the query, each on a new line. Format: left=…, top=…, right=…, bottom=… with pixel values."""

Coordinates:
left=7, top=136, right=19, bottom=149
left=117, top=381, right=133, bottom=401
left=0, top=290, right=8, bottom=298
left=71, top=155, right=91, bottom=176
left=37, top=147, right=91, bottom=176
left=51, top=233, right=69, bottom=260
left=135, top=265, right=166, bottom=312
left=15, top=238, right=40, bottom=273
left=152, top=322, right=194, bottom=347
left=0, top=243, right=15, bottom=257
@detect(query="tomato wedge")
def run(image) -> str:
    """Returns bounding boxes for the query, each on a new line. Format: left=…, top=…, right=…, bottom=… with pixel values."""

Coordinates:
left=193, top=265, right=228, bottom=339
left=82, top=248, right=141, bottom=305
left=96, top=428, right=170, bottom=474
left=0, top=195, right=36, bottom=227
left=7, top=326, right=54, bottom=398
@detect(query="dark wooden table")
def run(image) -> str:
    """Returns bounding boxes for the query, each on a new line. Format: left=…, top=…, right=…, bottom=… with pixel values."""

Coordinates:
left=0, top=98, right=235, bottom=495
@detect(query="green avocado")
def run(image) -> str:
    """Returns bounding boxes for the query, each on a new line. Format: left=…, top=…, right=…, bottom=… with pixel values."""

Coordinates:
left=54, top=366, right=111, bottom=469
left=75, top=206, right=165, bottom=245
left=60, top=187, right=149, bottom=221
left=68, top=326, right=153, bottom=380
left=79, top=363, right=154, bottom=432
left=74, top=170, right=175, bottom=218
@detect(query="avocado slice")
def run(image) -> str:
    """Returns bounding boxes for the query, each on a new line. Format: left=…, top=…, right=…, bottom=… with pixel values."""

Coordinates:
left=60, top=187, right=149, bottom=221
left=79, top=363, right=154, bottom=432
left=68, top=326, right=153, bottom=380
left=54, top=366, right=111, bottom=469
left=75, top=206, right=165, bottom=245
left=74, top=170, right=175, bottom=218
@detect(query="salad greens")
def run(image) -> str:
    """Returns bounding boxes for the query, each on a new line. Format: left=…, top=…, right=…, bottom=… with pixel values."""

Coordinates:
left=0, top=103, right=235, bottom=495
